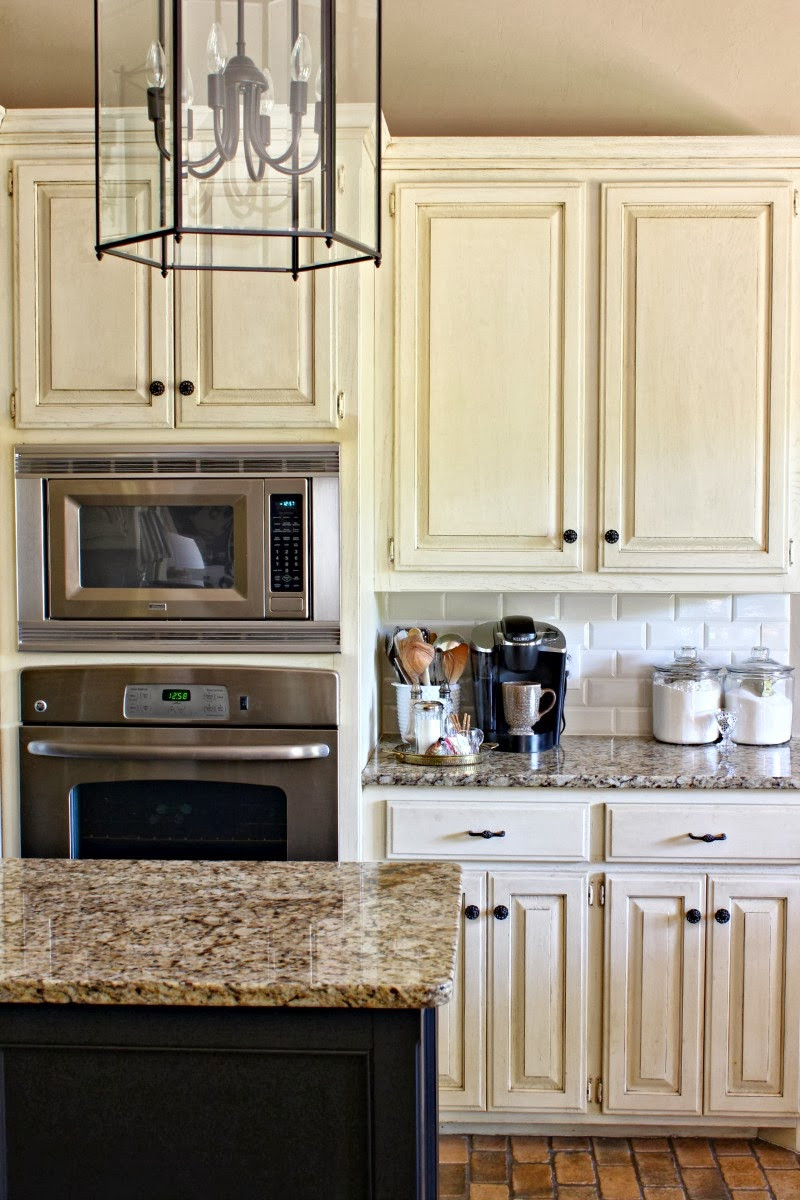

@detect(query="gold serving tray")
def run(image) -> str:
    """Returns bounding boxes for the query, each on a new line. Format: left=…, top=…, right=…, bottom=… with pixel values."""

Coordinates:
left=394, top=744, right=498, bottom=767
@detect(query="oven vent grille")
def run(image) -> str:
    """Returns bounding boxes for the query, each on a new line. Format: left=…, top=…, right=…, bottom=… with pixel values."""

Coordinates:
left=18, top=623, right=341, bottom=652
left=15, top=445, right=340, bottom=478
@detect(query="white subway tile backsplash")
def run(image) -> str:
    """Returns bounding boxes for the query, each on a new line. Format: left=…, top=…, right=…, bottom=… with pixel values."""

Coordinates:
left=377, top=592, right=792, bottom=738
left=676, top=594, right=733, bottom=621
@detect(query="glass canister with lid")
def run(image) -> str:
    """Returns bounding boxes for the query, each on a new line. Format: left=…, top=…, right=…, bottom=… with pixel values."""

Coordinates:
left=723, top=647, right=794, bottom=745
left=652, top=647, right=725, bottom=745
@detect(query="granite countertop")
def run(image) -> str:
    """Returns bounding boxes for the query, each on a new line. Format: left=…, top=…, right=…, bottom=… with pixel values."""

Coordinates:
left=0, top=859, right=462, bottom=1009
left=362, top=735, right=800, bottom=789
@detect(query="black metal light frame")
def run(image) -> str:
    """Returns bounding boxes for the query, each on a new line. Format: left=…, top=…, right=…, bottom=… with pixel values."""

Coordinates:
left=94, top=0, right=381, bottom=278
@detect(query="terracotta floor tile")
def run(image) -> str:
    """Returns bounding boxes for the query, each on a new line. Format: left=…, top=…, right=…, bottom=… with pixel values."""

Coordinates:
left=766, top=1170, right=800, bottom=1200
left=632, top=1139, right=672, bottom=1153
left=754, top=1142, right=800, bottom=1169
left=596, top=1164, right=642, bottom=1200
left=679, top=1167, right=728, bottom=1200
left=635, top=1153, right=680, bottom=1187
left=555, top=1152, right=597, bottom=1185
left=440, top=1163, right=468, bottom=1198
left=440, top=1135, right=470, bottom=1164
left=715, top=1140, right=755, bottom=1156
left=555, top=1189, right=598, bottom=1200
left=718, top=1156, right=767, bottom=1189
left=643, top=1189, right=686, bottom=1200
left=472, top=1152, right=509, bottom=1184
left=552, top=1137, right=594, bottom=1150
left=730, top=1192, right=771, bottom=1200
left=469, top=1185, right=510, bottom=1200
left=472, top=1135, right=509, bottom=1151
left=672, top=1141, right=715, bottom=1169
left=511, top=1136, right=549, bottom=1163
left=511, top=1162, right=553, bottom=1196
left=594, top=1140, right=633, bottom=1166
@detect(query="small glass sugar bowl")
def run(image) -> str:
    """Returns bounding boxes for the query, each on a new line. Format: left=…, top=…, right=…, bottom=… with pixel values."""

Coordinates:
left=722, top=647, right=794, bottom=746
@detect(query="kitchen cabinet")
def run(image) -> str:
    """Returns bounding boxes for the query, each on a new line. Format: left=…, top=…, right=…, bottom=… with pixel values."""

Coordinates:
left=378, top=141, right=798, bottom=588
left=12, top=158, right=338, bottom=429
left=604, top=873, right=800, bottom=1118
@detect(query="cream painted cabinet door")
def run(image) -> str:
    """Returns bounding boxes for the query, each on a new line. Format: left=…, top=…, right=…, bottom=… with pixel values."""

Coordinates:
left=604, top=875, right=705, bottom=1115
left=439, top=870, right=487, bottom=1111
left=600, top=182, right=791, bottom=573
left=489, top=872, right=587, bottom=1111
left=394, top=183, right=585, bottom=573
left=705, top=876, right=800, bottom=1117
left=14, top=161, right=171, bottom=428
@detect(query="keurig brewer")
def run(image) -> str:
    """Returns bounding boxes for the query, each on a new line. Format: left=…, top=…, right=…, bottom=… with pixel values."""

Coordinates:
left=470, top=616, right=568, bottom=752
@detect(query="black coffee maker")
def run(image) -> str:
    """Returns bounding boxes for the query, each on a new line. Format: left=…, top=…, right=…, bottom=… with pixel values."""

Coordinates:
left=470, top=616, right=568, bottom=752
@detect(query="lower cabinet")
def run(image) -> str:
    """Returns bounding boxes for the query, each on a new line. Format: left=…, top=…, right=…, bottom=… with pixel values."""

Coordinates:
left=440, top=869, right=587, bottom=1114
left=604, top=874, right=800, bottom=1119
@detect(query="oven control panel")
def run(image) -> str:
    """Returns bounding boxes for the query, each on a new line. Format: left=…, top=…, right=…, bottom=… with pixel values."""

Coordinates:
left=123, top=684, right=230, bottom=721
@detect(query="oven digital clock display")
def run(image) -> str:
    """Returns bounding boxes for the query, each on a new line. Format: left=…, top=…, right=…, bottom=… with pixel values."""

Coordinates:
left=162, top=689, right=191, bottom=703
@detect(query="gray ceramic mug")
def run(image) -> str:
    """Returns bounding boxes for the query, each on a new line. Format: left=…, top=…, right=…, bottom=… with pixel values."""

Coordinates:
left=502, top=682, right=557, bottom=735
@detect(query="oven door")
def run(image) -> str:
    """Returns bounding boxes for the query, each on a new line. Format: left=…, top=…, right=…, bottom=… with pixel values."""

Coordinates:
left=46, top=478, right=266, bottom=620
left=19, top=726, right=338, bottom=861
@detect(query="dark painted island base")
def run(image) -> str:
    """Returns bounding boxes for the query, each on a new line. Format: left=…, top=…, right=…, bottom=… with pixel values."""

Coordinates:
left=0, top=1004, right=438, bottom=1200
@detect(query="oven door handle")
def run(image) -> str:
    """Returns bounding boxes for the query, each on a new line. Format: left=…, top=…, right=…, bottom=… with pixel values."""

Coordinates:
left=26, top=740, right=331, bottom=762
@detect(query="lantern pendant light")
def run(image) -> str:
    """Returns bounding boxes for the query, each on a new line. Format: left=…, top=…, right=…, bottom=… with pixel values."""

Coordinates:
left=94, top=0, right=381, bottom=277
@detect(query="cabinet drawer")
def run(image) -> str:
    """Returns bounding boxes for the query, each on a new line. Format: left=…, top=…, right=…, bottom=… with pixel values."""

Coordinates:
left=606, top=803, right=800, bottom=862
left=386, top=800, right=589, bottom=861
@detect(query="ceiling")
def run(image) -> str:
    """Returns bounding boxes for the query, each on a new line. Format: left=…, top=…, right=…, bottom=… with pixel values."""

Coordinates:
left=1, top=0, right=799, bottom=136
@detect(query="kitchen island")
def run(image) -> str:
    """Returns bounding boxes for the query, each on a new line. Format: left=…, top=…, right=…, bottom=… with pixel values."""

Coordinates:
left=0, top=858, right=462, bottom=1199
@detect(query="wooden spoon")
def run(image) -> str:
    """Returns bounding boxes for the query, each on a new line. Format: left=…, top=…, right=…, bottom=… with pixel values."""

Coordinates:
left=398, top=637, right=435, bottom=685
left=443, top=642, right=469, bottom=686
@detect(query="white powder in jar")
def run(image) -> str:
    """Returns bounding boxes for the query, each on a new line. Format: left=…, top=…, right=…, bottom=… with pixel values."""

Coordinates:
left=726, top=685, right=793, bottom=745
left=652, top=677, right=722, bottom=744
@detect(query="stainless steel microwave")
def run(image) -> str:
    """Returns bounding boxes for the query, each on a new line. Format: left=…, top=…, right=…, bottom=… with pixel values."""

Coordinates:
left=15, top=445, right=340, bottom=652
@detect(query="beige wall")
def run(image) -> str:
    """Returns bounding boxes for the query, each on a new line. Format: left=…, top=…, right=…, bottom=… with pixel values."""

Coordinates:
left=1, top=0, right=799, bottom=134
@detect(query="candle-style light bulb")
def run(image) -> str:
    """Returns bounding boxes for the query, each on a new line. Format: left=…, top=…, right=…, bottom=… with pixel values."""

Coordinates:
left=145, top=40, right=167, bottom=89
left=291, top=34, right=312, bottom=82
left=206, top=22, right=228, bottom=75
left=182, top=65, right=194, bottom=106
left=314, top=66, right=322, bottom=101
left=259, top=69, right=275, bottom=117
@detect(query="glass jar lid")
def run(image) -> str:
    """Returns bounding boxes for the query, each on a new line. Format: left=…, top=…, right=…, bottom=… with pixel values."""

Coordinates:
left=653, top=646, right=724, bottom=681
left=415, top=700, right=444, bottom=713
left=726, top=647, right=794, bottom=679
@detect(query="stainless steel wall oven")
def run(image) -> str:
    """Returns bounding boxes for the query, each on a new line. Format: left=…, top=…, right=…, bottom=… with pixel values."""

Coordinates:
left=19, top=666, right=339, bottom=862
left=15, top=444, right=340, bottom=652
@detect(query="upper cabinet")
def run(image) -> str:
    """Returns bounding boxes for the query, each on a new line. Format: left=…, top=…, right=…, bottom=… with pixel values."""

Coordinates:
left=600, top=182, right=791, bottom=574
left=378, top=141, right=799, bottom=590
left=12, top=157, right=338, bottom=430
left=393, top=182, right=584, bottom=573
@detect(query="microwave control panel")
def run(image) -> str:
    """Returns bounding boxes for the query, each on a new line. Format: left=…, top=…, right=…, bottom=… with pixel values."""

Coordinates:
left=123, top=684, right=231, bottom=722
left=267, top=479, right=309, bottom=618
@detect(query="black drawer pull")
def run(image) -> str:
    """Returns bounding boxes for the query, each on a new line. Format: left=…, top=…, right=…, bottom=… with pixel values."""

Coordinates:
left=467, top=829, right=506, bottom=839
left=686, top=908, right=702, bottom=925
left=464, top=905, right=480, bottom=921
left=688, top=832, right=727, bottom=843
left=715, top=908, right=731, bottom=925
left=493, top=905, right=509, bottom=921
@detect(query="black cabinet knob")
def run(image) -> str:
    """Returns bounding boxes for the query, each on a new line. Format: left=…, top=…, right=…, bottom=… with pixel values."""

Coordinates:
left=604, top=529, right=620, bottom=544
left=686, top=908, right=702, bottom=925
left=179, top=380, right=195, bottom=396
left=563, top=529, right=578, bottom=544
left=149, top=380, right=166, bottom=396
left=715, top=908, right=731, bottom=925
left=464, top=905, right=480, bottom=921
left=493, top=905, right=509, bottom=921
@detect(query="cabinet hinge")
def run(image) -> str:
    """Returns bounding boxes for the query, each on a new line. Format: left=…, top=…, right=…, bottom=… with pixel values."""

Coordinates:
left=9, top=391, right=16, bottom=420
left=7, top=170, right=12, bottom=198
left=794, top=189, right=799, bottom=217
left=337, top=164, right=346, bottom=194
left=388, top=191, right=396, bottom=217
left=336, top=391, right=345, bottom=421
left=586, top=1075, right=593, bottom=1102
left=790, top=538, right=795, bottom=567
left=388, top=537, right=395, bottom=564
left=587, top=881, right=594, bottom=907
left=599, top=881, right=605, bottom=907
left=595, top=1077, right=603, bottom=1105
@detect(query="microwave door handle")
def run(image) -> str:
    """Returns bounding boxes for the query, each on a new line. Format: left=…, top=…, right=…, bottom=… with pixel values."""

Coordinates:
left=26, top=741, right=330, bottom=762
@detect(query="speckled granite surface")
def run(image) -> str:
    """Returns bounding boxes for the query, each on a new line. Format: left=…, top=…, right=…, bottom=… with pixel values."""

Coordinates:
left=362, top=735, right=800, bottom=789
left=0, top=859, right=461, bottom=1008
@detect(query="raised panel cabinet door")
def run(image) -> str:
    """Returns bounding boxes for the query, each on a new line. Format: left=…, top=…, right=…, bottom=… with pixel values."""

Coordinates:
left=489, top=872, right=587, bottom=1111
left=394, top=183, right=585, bottom=572
left=603, top=875, right=705, bottom=1115
left=600, top=182, right=791, bottom=573
left=706, top=876, right=800, bottom=1116
left=438, top=870, right=487, bottom=1111
left=14, top=161, right=171, bottom=428
left=175, top=177, right=336, bottom=428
